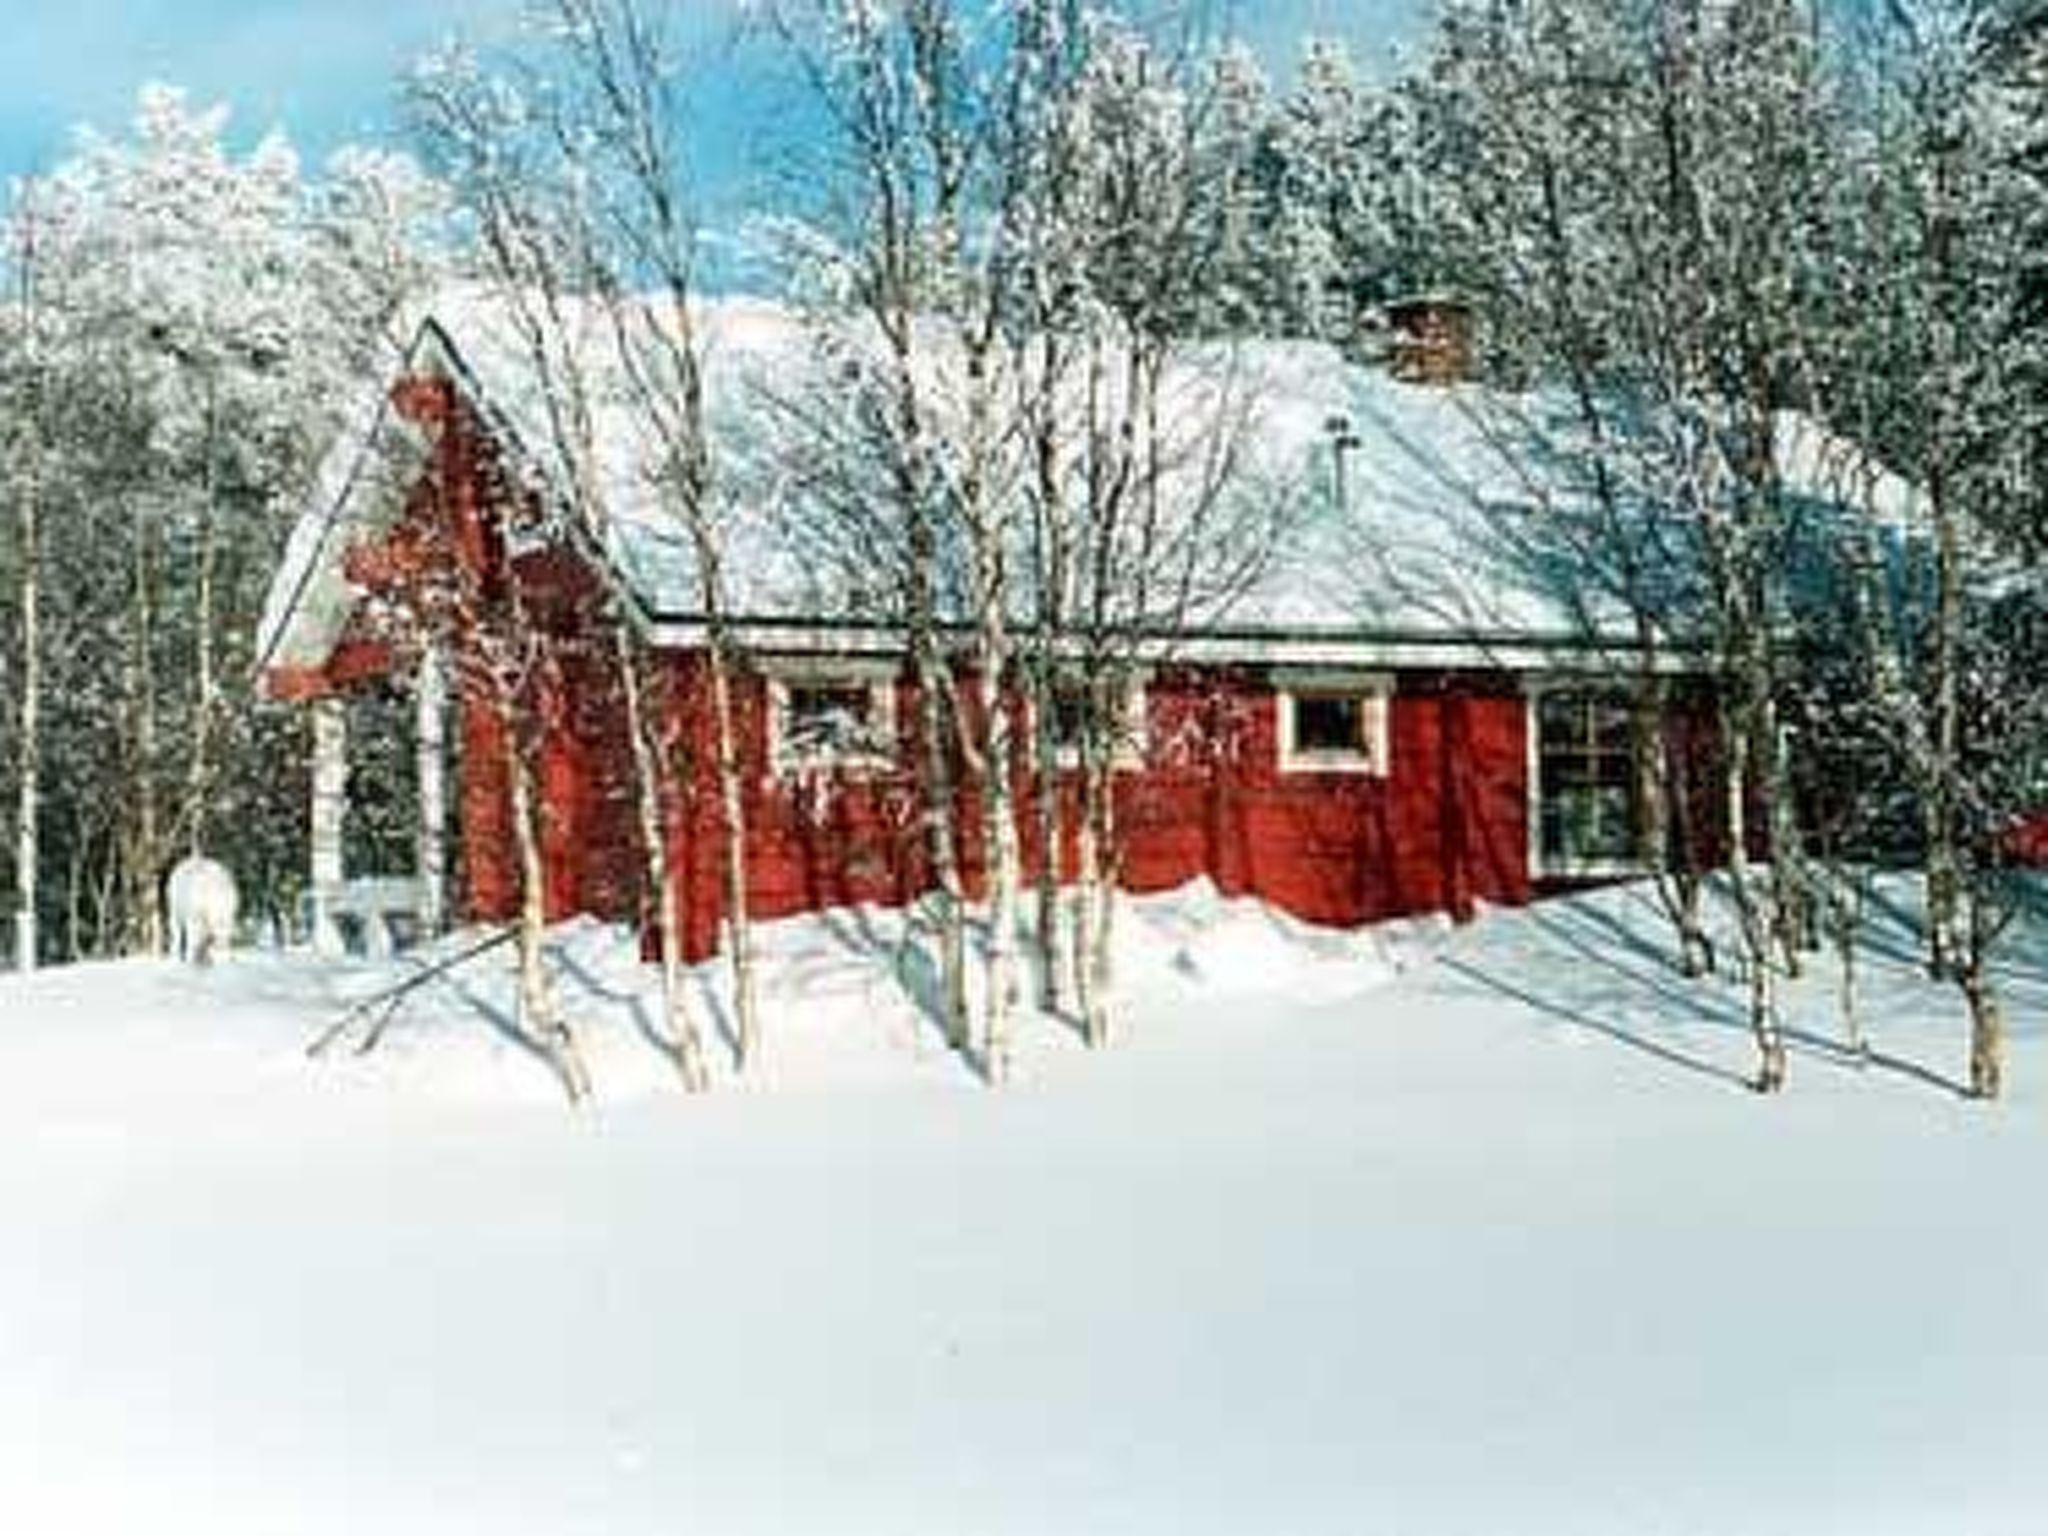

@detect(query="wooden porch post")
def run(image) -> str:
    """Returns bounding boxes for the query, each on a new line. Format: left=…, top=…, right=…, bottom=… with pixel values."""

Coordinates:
left=310, top=696, right=347, bottom=956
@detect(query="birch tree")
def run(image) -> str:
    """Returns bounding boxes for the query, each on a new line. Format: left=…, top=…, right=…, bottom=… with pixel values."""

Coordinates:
left=2, top=179, right=48, bottom=971
left=549, top=0, right=764, bottom=1079
left=1799, top=0, right=2046, bottom=1097
left=405, top=40, right=649, bottom=1098
left=763, top=0, right=1007, bottom=1068
left=1416, top=0, right=1861, bottom=1090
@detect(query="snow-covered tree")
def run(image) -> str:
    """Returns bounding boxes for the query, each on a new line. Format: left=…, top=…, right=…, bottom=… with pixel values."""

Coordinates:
left=1411, top=0, right=1859, bottom=1091
left=761, top=3, right=1274, bottom=1062
left=0, top=87, right=452, bottom=964
left=1, top=177, right=50, bottom=971
left=1797, top=0, right=2048, bottom=1097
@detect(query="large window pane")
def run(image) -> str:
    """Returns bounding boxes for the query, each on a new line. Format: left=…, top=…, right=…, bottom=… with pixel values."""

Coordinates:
left=1538, top=692, right=1640, bottom=869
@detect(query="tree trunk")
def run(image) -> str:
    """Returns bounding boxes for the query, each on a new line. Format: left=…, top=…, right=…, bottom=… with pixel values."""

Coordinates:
left=1963, top=893, right=2005, bottom=1100
left=1769, top=719, right=1813, bottom=979
left=13, top=355, right=39, bottom=974
left=1724, top=703, right=1785, bottom=1094
left=1639, top=677, right=1711, bottom=978
left=1083, top=736, right=1117, bottom=1049
left=617, top=629, right=707, bottom=1092
left=914, top=645, right=970, bottom=1052
left=704, top=641, right=759, bottom=1072
left=129, top=504, right=164, bottom=956
left=1665, top=737, right=1713, bottom=979
left=1073, top=782, right=1105, bottom=1048
left=310, top=698, right=348, bottom=956
left=64, top=826, right=84, bottom=964
left=1074, top=701, right=1118, bottom=1050
left=415, top=647, right=448, bottom=937
left=1031, top=670, right=1063, bottom=1012
left=1831, top=862, right=1865, bottom=1059
left=966, top=331, right=1021, bottom=1083
left=182, top=378, right=220, bottom=856
left=1030, top=329, right=1068, bottom=1014
left=501, top=681, right=591, bottom=1106
left=976, top=633, right=1021, bottom=1084
left=1964, top=971, right=2004, bottom=1101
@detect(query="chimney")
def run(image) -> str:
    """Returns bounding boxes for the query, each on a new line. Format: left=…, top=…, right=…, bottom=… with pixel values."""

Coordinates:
left=1380, top=296, right=1476, bottom=386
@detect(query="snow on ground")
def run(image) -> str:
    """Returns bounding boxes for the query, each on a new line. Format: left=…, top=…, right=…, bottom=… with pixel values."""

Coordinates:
left=1, top=877, right=2046, bottom=1536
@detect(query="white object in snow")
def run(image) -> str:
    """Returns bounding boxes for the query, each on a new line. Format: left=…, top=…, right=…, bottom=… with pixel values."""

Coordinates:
left=164, top=856, right=239, bottom=967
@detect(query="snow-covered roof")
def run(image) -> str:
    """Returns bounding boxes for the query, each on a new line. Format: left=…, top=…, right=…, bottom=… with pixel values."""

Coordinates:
left=259, top=287, right=1922, bottom=680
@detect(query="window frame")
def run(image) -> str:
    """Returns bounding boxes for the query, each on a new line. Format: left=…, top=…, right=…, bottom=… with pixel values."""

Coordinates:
left=765, top=659, right=900, bottom=776
left=1274, top=670, right=1392, bottom=777
left=1527, top=683, right=1651, bottom=880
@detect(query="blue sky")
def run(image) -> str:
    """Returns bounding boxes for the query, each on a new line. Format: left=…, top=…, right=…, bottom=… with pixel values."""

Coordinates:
left=0, top=0, right=1432, bottom=201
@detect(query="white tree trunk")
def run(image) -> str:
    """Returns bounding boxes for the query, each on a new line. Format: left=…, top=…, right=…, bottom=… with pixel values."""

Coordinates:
left=501, top=686, right=591, bottom=1105
left=183, top=380, right=219, bottom=857
left=1028, top=330, right=1068, bottom=1015
left=976, top=629, right=1021, bottom=1085
left=129, top=508, right=164, bottom=956
left=1031, top=674, right=1064, bottom=1012
left=1963, top=893, right=2005, bottom=1100
left=1724, top=708, right=1785, bottom=1094
left=1086, top=751, right=1117, bottom=1049
left=415, top=646, right=449, bottom=939
left=1076, top=726, right=1116, bottom=1050
left=13, top=365, right=39, bottom=975
left=310, top=697, right=348, bottom=957
left=617, top=631, right=707, bottom=1091
left=705, top=644, right=759, bottom=1071
left=11, top=194, right=41, bottom=974
left=1070, top=786, right=1096, bottom=1041
left=1832, top=866, right=1864, bottom=1059
left=911, top=638, right=970, bottom=1052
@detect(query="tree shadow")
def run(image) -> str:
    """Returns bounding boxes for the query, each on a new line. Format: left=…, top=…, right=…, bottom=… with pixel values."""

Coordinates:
left=547, top=944, right=676, bottom=1068
left=1858, top=883, right=1945, bottom=971
left=1856, top=1044, right=1972, bottom=1100
left=817, top=903, right=956, bottom=1054
left=1437, top=954, right=1754, bottom=1090
left=812, top=901, right=1026, bottom=1083
left=1454, top=898, right=1981, bottom=1100
left=1537, top=887, right=1692, bottom=975
left=439, top=966, right=558, bottom=1076
left=690, top=965, right=743, bottom=1070
left=318, top=931, right=550, bottom=1072
left=1520, top=902, right=1754, bottom=1035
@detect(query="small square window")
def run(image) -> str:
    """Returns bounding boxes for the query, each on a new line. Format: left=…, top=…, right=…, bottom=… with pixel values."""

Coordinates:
left=770, top=668, right=897, bottom=772
left=785, top=684, right=879, bottom=755
left=1277, top=676, right=1390, bottom=776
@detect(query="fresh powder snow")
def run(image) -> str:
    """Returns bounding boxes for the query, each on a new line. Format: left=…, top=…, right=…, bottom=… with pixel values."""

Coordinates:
left=1, top=878, right=2044, bottom=1536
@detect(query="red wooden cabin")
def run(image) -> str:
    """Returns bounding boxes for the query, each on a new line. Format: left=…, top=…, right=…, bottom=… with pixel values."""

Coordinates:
left=257, top=295, right=1741, bottom=958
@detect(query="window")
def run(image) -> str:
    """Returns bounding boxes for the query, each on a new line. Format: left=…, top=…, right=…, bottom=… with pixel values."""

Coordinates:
left=1276, top=673, right=1391, bottom=776
left=1534, top=690, right=1642, bottom=874
left=768, top=664, right=898, bottom=772
left=785, top=683, right=880, bottom=754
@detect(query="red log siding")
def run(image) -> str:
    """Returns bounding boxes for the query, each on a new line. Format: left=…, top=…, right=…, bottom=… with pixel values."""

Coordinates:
left=1123, top=670, right=1530, bottom=926
left=449, top=648, right=1536, bottom=963
left=458, top=676, right=517, bottom=921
